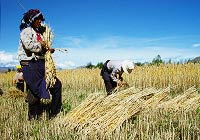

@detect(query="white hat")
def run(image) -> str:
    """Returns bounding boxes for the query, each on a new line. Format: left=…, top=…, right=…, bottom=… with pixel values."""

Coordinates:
left=122, top=60, right=134, bottom=74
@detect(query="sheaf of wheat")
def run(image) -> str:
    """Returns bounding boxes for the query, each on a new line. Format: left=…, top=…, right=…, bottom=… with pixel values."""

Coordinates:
left=42, top=24, right=56, bottom=88
left=56, top=86, right=200, bottom=135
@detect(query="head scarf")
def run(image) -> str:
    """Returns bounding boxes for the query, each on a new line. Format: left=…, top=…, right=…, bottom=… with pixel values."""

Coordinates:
left=19, top=9, right=45, bottom=31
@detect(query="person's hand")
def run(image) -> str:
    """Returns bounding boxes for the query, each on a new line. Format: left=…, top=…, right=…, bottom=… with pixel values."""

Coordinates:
left=49, top=48, right=55, bottom=54
left=122, top=81, right=130, bottom=88
left=40, top=41, right=49, bottom=54
left=40, top=41, right=48, bottom=48
left=117, top=80, right=123, bottom=87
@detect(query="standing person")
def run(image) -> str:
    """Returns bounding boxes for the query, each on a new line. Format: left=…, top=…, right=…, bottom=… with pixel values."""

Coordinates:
left=100, top=60, right=134, bottom=95
left=13, top=65, right=24, bottom=92
left=18, top=9, right=62, bottom=120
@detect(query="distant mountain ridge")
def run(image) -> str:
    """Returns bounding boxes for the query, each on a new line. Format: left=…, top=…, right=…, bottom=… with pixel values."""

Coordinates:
left=191, top=56, right=200, bottom=63
left=0, top=67, right=15, bottom=73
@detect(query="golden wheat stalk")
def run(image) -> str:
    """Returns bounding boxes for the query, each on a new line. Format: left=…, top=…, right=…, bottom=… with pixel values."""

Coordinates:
left=42, top=24, right=56, bottom=88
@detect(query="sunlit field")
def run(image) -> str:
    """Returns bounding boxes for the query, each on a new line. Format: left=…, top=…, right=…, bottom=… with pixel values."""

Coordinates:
left=0, top=63, right=200, bottom=140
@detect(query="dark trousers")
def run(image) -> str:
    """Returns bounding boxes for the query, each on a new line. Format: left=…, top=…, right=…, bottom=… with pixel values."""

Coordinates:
left=27, top=92, right=41, bottom=120
left=27, top=77, right=62, bottom=120
left=101, top=60, right=117, bottom=95
left=49, top=77, right=62, bottom=117
left=16, top=82, right=24, bottom=92
left=102, top=71, right=117, bottom=95
left=22, top=59, right=62, bottom=120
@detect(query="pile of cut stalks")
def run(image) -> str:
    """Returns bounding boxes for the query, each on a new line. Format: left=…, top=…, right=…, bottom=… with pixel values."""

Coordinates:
left=56, top=86, right=200, bottom=135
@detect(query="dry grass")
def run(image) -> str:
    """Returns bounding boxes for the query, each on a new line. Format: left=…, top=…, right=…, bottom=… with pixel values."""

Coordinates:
left=0, top=63, right=200, bottom=139
left=7, top=86, right=26, bottom=99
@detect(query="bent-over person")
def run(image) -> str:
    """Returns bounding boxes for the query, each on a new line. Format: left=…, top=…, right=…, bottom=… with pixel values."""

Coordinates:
left=100, top=60, right=134, bottom=95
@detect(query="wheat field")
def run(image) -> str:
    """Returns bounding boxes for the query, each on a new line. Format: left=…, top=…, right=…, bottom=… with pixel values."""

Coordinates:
left=0, top=63, right=200, bottom=140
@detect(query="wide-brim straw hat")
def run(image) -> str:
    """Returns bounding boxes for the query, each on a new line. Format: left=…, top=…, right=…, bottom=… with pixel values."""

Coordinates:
left=122, top=60, right=134, bottom=74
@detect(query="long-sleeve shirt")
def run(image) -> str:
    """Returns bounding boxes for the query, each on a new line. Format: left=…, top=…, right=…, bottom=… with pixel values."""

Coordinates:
left=106, top=60, right=124, bottom=82
left=18, top=27, right=45, bottom=61
left=13, top=72, right=24, bottom=84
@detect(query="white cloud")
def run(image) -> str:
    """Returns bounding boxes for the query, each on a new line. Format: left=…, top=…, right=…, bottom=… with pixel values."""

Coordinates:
left=1, top=35, right=200, bottom=69
left=193, top=43, right=200, bottom=48
left=52, top=35, right=199, bottom=67
left=0, top=51, right=18, bottom=67
left=55, top=60, right=76, bottom=69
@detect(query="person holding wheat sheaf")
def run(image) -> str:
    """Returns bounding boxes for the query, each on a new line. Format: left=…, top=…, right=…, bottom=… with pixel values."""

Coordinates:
left=18, top=9, right=62, bottom=120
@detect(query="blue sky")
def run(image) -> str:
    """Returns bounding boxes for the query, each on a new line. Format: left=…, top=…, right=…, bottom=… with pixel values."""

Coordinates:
left=1, top=0, right=200, bottom=68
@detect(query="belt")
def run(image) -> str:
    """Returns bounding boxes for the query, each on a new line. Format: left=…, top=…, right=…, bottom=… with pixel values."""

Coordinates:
left=20, top=60, right=30, bottom=66
left=20, top=59, right=45, bottom=66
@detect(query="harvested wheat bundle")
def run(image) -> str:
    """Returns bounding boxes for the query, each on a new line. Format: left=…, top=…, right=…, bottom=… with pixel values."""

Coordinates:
left=58, top=87, right=140, bottom=130
left=82, top=88, right=169, bottom=134
left=59, top=87, right=141, bottom=130
left=58, top=87, right=170, bottom=135
left=156, top=87, right=198, bottom=111
left=142, top=87, right=170, bottom=111
left=181, top=95, right=200, bottom=111
left=59, top=92, right=106, bottom=128
left=42, top=24, right=57, bottom=88
left=172, top=87, right=200, bottom=112
left=77, top=87, right=144, bottom=132
left=8, top=87, right=26, bottom=98
left=57, top=86, right=200, bottom=136
left=112, top=81, right=130, bottom=93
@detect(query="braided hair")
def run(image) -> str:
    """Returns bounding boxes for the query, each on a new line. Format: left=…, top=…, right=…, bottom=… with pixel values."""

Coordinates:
left=19, top=9, right=45, bottom=31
